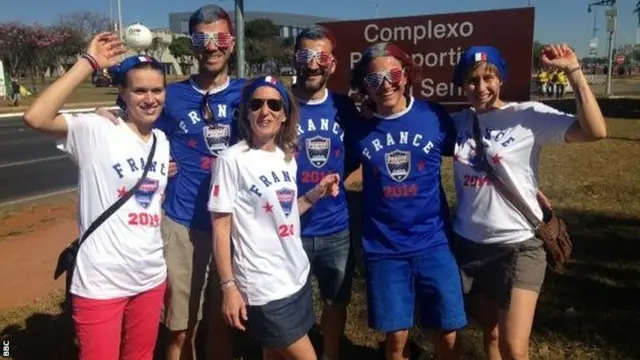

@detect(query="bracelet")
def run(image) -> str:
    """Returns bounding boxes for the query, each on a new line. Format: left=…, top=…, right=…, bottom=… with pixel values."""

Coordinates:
left=81, top=54, right=101, bottom=71
left=303, top=192, right=316, bottom=205
left=220, top=279, right=236, bottom=290
left=565, top=66, right=581, bottom=75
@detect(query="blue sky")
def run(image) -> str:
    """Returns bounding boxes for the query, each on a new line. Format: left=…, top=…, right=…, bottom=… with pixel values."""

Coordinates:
left=2, top=0, right=640, bottom=56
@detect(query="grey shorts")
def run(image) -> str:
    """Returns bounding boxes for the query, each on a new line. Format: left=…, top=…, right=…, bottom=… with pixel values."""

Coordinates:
left=453, top=235, right=547, bottom=310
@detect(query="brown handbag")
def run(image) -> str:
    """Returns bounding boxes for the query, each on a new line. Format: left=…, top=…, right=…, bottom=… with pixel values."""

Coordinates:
left=471, top=113, right=572, bottom=274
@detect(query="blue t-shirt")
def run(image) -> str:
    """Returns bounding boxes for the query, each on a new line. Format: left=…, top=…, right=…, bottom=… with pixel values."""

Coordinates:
left=296, top=90, right=361, bottom=237
left=155, top=77, right=246, bottom=231
left=346, top=96, right=456, bottom=259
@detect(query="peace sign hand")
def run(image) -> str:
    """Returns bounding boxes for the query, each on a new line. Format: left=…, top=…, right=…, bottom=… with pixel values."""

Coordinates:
left=86, top=32, right=127, bottom=69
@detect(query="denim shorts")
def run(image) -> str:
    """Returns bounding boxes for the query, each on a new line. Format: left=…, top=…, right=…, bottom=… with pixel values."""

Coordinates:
left=302, top=228, right=354, bottom=305
left=365, top=249, right=468, bottom=333
left=246, top=281, right=315, bottom=349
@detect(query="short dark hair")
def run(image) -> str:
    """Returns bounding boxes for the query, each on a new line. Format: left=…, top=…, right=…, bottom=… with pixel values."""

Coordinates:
left=188, top=5, right=234, bottom=35
left=294, top=25, right=337, bottom=52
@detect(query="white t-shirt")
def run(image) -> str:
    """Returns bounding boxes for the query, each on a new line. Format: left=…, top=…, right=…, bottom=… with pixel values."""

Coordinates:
left=451, top=101, right=575, bottom=245
left=59, top=113, right=170, bottom=299
left=208, top=141, right=309, bottom=306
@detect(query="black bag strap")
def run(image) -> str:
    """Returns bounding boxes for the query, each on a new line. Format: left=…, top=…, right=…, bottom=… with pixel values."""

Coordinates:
left=77, top=133, right=157, bottom=246
left=471, top=113, right=542, bottom=228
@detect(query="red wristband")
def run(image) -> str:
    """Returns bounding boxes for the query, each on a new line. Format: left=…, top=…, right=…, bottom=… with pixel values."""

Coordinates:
left=81, top=54, right=100, bottom=71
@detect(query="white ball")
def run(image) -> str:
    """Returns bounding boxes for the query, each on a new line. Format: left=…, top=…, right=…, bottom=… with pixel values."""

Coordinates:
left=124, top=23, right=153, bottom=50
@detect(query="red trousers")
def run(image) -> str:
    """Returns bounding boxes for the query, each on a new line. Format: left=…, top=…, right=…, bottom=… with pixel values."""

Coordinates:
left=71, top=282, right=166, bottom=360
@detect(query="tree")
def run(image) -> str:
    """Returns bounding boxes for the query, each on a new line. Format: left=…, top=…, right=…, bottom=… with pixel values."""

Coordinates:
left=149, top=36, right=169, bottom=60
left=532, top=40, right=543, bottom=70
left=168, top=36, right=194, bottom=75
left=57, top=11, right=111, bottom=41
left=245, top=19, right=280, bottom=40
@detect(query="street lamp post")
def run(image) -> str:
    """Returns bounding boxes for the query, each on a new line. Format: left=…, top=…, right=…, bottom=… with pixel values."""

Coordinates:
left=235, top=0, right=245, bottom=79
left=117, top=0, right=123, bottom=39
left=588, top=0, right=617, bottom=97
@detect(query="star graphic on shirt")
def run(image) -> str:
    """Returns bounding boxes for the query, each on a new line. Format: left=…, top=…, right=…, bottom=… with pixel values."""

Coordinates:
left=263, top=202, right=274, bottom=213
left=334, top=148, right=341, bottom=158
left=453, top=153, right=460, bottom=162
left=491, top=153, right=503, bottom=165
left=188, top=138, right=198, bottom=148
left=117, top=185, right=128, bottom=198
left=417, top=160, right=426, bottom=171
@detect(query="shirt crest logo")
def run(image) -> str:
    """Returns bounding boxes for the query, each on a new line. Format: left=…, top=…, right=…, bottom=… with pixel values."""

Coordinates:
left=203, top=124, right=231, bottom=156
left=134, top=178, right=159, bottom=209
left=305, top=135, right=331, bottom=168
left=385, top=150, right=411, bottom=182
left=276, top=188, right=295, bottom=217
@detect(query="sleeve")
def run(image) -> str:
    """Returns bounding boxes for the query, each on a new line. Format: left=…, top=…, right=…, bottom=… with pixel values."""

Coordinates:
left=208, top=154, right=239, bottom=213
left=432, top=103, right=457, bottom=157
left=341, top=100, right=363, bottom=175
left=153, top=107, right=175, bottom=136
left=525, top=102, right=576, bottom=145
left=55, top=112, right=102, bottom=165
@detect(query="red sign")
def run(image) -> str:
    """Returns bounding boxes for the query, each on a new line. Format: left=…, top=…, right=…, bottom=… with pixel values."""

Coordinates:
left=319, top=7, right=535, bottom=106
left=616, top=54, right=625, bottom=65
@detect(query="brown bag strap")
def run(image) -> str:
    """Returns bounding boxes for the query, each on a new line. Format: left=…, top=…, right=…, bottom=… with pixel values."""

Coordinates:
left=471, top=113, right=542, bottom=229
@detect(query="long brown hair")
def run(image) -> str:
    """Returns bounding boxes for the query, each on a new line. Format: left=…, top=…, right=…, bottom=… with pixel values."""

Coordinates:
left=237, top=77, right=299, bottom=162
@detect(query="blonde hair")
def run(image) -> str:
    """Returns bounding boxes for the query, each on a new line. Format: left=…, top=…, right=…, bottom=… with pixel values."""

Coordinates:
left=237, top=82, right=299, bottom=162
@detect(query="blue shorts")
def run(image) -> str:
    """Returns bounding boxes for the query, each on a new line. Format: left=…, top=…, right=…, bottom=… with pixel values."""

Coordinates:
left=302, top=229, right=354, bottom=305
left=365, top=249, right=468, bottom=332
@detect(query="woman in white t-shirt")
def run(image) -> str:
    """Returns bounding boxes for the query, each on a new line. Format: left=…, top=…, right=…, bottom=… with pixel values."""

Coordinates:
left=450, top=45, right=607, bottom=359
left=22, top=33, right=170, bottom=360
left=208, top=75, right=339, bottom=360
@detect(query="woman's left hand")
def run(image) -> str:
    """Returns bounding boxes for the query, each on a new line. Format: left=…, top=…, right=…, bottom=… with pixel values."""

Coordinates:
left=307, top=173, right=340, bottom=203
left=540, top=44, right=580, bottom=72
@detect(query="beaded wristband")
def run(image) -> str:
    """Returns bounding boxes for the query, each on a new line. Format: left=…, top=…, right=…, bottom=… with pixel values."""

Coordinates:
left=565, top=66, right=582, bottom=75
left=81, top=54, right=100, bottom=71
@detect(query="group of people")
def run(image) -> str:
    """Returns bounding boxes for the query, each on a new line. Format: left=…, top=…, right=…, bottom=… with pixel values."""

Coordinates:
left=535, top=68, right=569, bottom=99
left=22, top=4, right=607, bottom=360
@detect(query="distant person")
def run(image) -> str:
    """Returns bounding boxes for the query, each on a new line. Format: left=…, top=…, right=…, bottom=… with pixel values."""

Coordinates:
left=450, top=44, right=607, bottom=360
left=290, top=25, right=362, bottom=360
left=10, top=78, right=20, bottom=106
left=536, top=70, right=548, bottom=97
left=349, top=42, right=467, bottom=360
left=209, top=75, right=340, bottom=360
left=555, top=70, right=567, bottom=99
left=22, top=33, right=170, bottom=360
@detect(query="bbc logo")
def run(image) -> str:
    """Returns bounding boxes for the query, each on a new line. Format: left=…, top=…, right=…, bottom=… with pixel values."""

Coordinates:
left=2, top=339, right=9, bottom=358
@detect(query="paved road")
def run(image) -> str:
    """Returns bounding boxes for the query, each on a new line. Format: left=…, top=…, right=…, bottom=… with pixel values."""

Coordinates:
left=0, top=117, right=77, bottom=205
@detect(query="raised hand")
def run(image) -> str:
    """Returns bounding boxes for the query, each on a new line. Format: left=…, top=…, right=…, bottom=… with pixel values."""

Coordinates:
left=86, top=32, right=127, bottom=69
left=540, top=44, right=580, bottom=72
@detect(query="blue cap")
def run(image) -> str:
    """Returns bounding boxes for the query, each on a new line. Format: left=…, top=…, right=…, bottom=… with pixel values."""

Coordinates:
left=453, top=46, right=508, bottom=86
left=114, top=55, right=163, bottom=110
left=242, top=75, right=291, bottom=113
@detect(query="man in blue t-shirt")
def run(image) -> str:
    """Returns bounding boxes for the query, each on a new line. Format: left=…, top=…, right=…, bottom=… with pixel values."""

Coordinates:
left=291, top=26, right=361, bottom=360
left=347, top=42, right=467, bottom=359
left=155, top=5, right=244, bottom=360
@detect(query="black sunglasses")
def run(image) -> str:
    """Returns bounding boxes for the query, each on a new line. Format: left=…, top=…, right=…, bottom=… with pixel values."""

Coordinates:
left=249, top=98, right=284, bottom=112
left=201, top=93, right=215, bottom=123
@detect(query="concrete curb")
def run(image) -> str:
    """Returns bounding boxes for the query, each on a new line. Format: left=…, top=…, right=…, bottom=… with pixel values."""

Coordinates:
left=0, top=102, right=117, bottom=119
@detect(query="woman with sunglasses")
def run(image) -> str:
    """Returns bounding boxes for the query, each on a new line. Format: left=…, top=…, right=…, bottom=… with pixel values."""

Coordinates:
left=208, top=75, right=340, bottom=360
left=348, top=42, right=466, bottom=360
left=450, top=45, right=606, bottom=360
left=23, top=33, right=170, bottom=360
